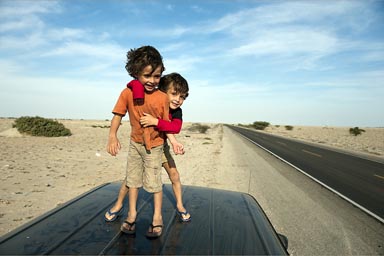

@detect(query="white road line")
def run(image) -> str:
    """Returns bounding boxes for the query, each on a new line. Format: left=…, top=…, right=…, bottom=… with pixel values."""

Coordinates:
left=302, top=149, right=322, bottom=158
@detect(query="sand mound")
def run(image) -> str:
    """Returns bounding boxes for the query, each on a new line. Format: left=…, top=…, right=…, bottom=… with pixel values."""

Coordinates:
left=0, top=128, right=23, bottom=138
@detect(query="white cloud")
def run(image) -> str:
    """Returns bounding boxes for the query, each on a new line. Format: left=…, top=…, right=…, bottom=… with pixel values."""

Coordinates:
left=164, top=55, right=202, bottom=73
left=0, top=60, right=23, bottom=75
left=0, top=0, right=62, bottom=34
left=208, top=1, right=371, bottom=34
left=161, top=1, right=371, bottom=73
left=165, top=4, right=174, bottom=11
left=0, top=32, right=47, bottom=50
left=161, top=43, right=189, bottom=53
left=0, top=0, right=61, bottom=16
left=41, top=41, right=125, bottom=59
left=0, top=71, right=123, bottom=120
left=233, top=28, right=338, bottom=57
left=190, top=5, right=205, bottom=13
left=0, top=15, right=45, bottom=32
left=46, top=28, right=87, bottom=41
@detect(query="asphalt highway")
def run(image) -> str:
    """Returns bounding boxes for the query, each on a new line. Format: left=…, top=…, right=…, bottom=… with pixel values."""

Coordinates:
left=228, top=125, right=384, bottom=223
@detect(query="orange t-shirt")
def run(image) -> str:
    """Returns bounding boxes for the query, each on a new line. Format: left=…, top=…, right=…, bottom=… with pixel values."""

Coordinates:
left=112, top=88, right=169, bottom=150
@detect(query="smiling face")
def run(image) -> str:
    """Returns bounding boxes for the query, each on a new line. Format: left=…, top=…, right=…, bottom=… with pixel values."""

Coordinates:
left=137, top=65, right=162, bottom=92
left=166, top=83, right=187, bottom=110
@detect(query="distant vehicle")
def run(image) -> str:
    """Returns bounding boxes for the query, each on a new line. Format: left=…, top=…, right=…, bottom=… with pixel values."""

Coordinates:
left=0, top=182, right=288, bottom=255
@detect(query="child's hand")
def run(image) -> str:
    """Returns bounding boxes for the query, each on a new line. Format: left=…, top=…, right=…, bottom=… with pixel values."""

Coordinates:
left=177, top=144, right=185, bottom=155
left=107, top=136, right=121, bottom=156
left=171, top=141, right=185, bottom=155
left=140, top=113, right=159, bottom=127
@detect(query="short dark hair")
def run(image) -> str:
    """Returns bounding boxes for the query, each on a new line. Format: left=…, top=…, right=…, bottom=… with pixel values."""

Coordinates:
left=159, top=73, right=189, bottom=98
left=125, top=46, right=165, bottom=78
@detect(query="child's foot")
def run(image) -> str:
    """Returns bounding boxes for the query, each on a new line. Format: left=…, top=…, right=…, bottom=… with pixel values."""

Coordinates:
left=120, top=213, right=137, bottom=234
left=104, top=205, right=123, bottom=222
left=146, top=217, right=163, bottom=238
left=177, top=206, right=191, bottom=222
left=146, top=223, right=163, bottom=238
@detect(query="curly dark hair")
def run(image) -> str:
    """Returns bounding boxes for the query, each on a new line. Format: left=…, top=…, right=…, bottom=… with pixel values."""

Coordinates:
left=159, top=73, right=189, bottom=98
left=125, top=46, right=165, bottom=78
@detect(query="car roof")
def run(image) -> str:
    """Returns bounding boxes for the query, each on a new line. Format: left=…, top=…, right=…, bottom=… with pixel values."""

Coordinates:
left=0, top=182, right=288, bottom=255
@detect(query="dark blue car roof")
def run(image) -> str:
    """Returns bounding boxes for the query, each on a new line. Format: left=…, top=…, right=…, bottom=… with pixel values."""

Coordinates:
left=0, top=182, right=288, bottom=255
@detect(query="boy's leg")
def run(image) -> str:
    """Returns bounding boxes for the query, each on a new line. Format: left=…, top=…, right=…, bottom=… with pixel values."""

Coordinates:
left=146, top=190, right=163, bottom=237
left=120, top=187, right=138, bottom=233
left=120, top=141, right=145, bottom=233
left=163, top=162, right=189, bottom=215
left=128, top=187, right=138, bottom=222
left=106, top=140, right=143, bottom=221
left=123, top=140, right=145, bottom=218
left=142, top=144, right=164, bottom=235
left=162, top=142, right=190, bottom=221
left=153, top=190, right=163, bottom=228
left=105, top=181, right=128, bottom=221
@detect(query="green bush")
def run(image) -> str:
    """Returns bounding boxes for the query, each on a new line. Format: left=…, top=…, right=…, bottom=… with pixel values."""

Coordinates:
left=252, top=121, right=270, bottom=130
left=91, top=125, right=110, bottom=128
left=349, top=127, right=365, bottom=136
left=285, top=125, right=294, bottom=131
left=13, top=116, right=72, bottom=137
left=188, top=123, right=210, bottom=134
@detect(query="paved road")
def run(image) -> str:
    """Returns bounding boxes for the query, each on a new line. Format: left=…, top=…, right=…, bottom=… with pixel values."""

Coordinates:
left=228, top=125, right=384, bottom=223
left=218, top=126, right=384, bottom=255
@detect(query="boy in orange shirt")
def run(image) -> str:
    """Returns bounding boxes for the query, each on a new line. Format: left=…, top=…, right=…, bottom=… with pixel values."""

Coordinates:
left=107, top=45, right=169, bottom=238
left=106, top=73, right=191, bottom=225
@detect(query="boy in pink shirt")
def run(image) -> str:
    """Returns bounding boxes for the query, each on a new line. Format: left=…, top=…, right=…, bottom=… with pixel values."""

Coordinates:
left=107, top=45, right=168, bottom=238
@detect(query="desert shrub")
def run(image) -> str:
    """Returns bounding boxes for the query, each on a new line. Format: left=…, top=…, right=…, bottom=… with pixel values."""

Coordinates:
left=238, top=123, right=252, bottom=128
left=91, top=125, right=110, bottom=128
left=349, top=127, right=365, bottom=136
left=13, top=116, right=72, bottom=137
left=188, top=123, right=210, bottom=134
left=252, top=121, right=270, bottom=130
left=285, top=125, right=294, bottom=131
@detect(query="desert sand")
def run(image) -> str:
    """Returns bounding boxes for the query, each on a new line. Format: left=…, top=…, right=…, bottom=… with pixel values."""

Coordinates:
left=263, top=124, right=384, bottom=157
left=0, top=118, right=383, bottom=254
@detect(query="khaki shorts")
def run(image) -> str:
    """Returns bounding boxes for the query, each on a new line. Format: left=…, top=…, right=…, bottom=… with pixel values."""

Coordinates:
left=162, top=141, right=174, bottom=164
left=125, top=140, right=163, bottom=193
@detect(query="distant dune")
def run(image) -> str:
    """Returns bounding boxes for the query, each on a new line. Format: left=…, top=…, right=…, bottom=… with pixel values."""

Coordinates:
left=262, top=124, right=384, bottom=157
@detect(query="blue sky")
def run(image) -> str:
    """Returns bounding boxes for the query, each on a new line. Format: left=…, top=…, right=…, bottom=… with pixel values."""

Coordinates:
left=1, top=0, right=383, bottom=127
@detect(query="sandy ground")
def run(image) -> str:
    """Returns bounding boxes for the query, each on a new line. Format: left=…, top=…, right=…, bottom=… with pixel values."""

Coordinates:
left=263, top=124, right=384, bottom=158
left=0, top=118, right=383, bottom=255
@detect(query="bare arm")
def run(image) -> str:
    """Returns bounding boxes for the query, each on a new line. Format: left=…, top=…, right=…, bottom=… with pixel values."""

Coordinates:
left=140, top=112, right=158, bottom=127
left=167, top=133, right=185, bottom=155
left=106, top=114, right=123, bottom=156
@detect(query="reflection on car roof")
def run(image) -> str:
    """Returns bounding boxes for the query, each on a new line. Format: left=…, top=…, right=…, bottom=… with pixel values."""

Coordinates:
left=0, top=182, right=288, bottom=255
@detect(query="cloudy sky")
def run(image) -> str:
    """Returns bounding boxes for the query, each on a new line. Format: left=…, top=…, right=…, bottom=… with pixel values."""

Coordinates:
left=1, top=0, right=383, bottom=127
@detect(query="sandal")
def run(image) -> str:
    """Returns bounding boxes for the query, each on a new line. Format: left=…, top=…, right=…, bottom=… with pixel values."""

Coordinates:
left=120, top=220, right=136, bottom=235
left=146, top=224, right=163, bottom=238
left=177, top=210, right=191, bottom=222
left=104, top=207, right=123, bottom=222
